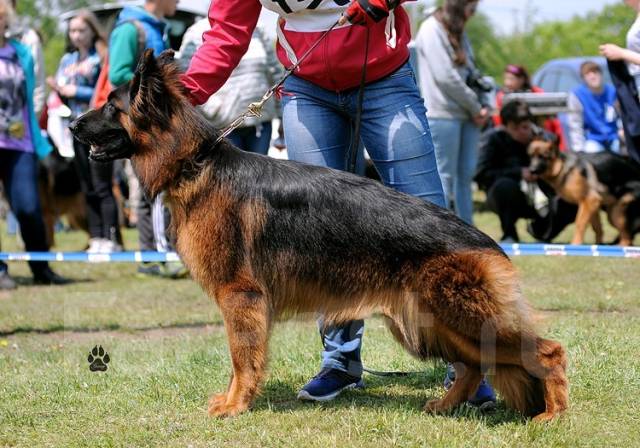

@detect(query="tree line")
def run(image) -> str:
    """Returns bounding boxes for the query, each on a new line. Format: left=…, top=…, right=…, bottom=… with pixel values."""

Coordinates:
left=467, top=3, right=633, bottom=81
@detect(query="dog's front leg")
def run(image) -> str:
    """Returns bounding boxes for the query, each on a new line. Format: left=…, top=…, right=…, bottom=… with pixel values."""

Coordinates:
left=572, top=195, right=601, bottom=245
left=590, top=211, right=604, bottom=244
left=209, top=285, right=271, bottom=418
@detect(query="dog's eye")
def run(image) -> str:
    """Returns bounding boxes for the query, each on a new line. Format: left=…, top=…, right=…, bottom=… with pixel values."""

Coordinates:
left=104, top=103, right=118, bottom=115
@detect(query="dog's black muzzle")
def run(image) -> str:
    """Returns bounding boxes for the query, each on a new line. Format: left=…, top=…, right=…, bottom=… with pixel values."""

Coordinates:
left=69, top=115, right=135, bottom=162
left=529, top=158, right=547, bottom=175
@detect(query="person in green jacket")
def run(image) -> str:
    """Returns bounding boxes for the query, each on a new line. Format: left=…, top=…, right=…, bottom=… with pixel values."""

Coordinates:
left=108, top=0, right=185, bottom=278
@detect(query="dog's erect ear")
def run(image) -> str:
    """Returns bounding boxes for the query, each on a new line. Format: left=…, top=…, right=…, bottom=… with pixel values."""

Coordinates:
left=157, top=49, right=175, bottom=67
left=128, top=48, right=184, bottom=130
left=129, top=49, right=156, bottom=103
left=135, top=49, right=157, bottom=77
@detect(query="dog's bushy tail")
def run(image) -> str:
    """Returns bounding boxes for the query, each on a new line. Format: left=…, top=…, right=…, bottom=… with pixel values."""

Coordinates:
left=493, top=337, right=568, bottom=417
left=493, top=365, right=546, bottom=416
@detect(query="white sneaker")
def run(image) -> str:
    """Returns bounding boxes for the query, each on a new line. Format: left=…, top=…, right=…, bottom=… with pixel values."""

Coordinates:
left=100, top=240, right=123, bottom=253
left=87, top=238, right=105, bottom=253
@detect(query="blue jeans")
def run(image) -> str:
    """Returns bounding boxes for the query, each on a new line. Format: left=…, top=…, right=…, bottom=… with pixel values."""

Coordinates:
left=282, top=62, right=445, bottom=377
left=430, top=118, right=480, bottom=225
left=0, top=149, right=50, bottom=276
left=227, top=121, right=272, bottom=155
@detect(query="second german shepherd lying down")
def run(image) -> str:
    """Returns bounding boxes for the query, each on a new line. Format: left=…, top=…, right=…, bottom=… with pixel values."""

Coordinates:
left=70, top=50, right=568, bottom=421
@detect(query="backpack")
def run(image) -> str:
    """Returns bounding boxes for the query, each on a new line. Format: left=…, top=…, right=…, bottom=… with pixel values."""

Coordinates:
left=91, top=20, right=146, bottom=108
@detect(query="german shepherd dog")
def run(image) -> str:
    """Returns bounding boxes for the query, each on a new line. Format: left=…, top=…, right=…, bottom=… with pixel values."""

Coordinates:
left=529, top=137, right=640, bottom=245
left=70, top=50, right=568, bottom=421
left=38, top=147, right=89, bottom=247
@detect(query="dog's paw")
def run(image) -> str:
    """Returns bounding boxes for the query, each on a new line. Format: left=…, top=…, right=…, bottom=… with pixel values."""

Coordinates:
left=208, top=393, right=227, bottom=410
left=87, top=345, right=110, bottom=372
left=532, top=411, right=556, bottom=423
left=207, top=398, right=248, bottom=418
left=424, top=398, right=447, bottom=414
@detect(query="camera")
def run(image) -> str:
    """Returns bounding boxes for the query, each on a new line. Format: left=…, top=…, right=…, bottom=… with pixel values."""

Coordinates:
left=466, top=68, right=493, bottom=94
left=466, top=68, right=494, bottom=108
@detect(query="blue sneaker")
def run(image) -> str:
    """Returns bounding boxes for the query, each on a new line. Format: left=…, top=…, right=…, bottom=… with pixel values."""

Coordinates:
left=444, top=365, right=496, bottom=412
left=297, top=368, right=364, bottom=402
left=468, top=378, right=497, bottom=411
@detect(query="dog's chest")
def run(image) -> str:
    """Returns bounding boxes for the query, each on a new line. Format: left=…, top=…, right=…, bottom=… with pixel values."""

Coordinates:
left=170, top=192, right=244, bottom=288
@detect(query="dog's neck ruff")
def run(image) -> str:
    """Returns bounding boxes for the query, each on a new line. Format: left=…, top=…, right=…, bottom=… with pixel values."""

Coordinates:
left=177, top=134, right=222, bottom=182
left=552, top=152, right=597, bottom=190
left=550, top=152, right=575, bottom=184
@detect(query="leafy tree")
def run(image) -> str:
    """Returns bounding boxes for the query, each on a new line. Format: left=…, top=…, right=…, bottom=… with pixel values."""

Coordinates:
left=470, top=3, right=635, bottom=84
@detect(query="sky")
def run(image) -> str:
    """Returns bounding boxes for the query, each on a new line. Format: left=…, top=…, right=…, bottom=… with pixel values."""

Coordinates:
left=470, top=0, right=622, bottom=34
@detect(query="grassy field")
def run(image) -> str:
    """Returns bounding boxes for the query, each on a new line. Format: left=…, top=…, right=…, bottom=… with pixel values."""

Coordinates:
left=1, top=210, right=639, bottom=447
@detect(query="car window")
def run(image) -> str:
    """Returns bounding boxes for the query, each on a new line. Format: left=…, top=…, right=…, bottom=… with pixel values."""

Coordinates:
left=537, top=70, right=559, bottom=92
left=556, top=69, right=581, bottom=93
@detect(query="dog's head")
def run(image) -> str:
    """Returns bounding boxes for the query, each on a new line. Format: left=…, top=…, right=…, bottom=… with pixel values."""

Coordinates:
left=69, top=49, right=191, bottom=163
left=528, top=136, right=560, bottom=176
left=69, top=83, right=135, bottom=162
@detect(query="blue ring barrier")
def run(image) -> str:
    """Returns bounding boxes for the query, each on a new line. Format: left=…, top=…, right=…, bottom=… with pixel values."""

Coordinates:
left=0, top=251, right=181, bottom=263
left=0, top=244, right=639, bottom=262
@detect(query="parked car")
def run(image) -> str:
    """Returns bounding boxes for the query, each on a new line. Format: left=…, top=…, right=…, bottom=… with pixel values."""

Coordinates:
left=532, top=56, right=611, bottom=93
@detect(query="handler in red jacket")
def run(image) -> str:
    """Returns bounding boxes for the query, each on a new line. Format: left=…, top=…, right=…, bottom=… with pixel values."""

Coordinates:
left=182, top=0, right=496, bottom=408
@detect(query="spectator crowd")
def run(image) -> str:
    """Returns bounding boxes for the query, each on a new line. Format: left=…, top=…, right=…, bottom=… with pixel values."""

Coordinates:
left=1, top=0, right=639, bottom=292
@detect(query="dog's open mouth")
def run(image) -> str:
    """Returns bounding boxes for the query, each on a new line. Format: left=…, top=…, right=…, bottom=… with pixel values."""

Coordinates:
left=88, top=140, right=134, bottom=161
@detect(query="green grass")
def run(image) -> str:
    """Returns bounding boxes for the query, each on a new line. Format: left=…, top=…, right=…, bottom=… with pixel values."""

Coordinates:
left=1, top=210, right=639, bottom=447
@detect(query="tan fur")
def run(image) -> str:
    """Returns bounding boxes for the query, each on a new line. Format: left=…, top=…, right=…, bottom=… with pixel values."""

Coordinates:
left=38, top=170, right=88, bottom=248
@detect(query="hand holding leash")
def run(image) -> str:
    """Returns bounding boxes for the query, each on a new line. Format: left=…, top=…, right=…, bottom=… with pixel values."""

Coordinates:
left=339, top=0, right=398, bottom=26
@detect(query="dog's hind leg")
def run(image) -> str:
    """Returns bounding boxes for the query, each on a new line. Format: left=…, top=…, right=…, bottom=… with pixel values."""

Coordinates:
left=492, top=336, right=568, bottom=421
left=608, top=193, right=635, bottom=246
left=383, top=307, right=484, bottom=415
left=590, top=212, right=604, bottom=244
left=208, top=284, right=271, bottom=418
left=424, top=362, right=482, bottom=414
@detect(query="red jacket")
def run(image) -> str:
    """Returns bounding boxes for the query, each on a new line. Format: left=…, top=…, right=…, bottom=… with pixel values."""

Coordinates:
left=182, top=0, right=414, bottom=105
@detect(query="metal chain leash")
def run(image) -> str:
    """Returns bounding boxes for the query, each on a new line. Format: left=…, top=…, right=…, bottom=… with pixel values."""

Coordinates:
left=214, top=19, right=343, bottom=145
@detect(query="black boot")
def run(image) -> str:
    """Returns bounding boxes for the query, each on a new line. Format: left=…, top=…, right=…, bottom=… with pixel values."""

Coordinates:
left=33, top=266, right=71, bottom=285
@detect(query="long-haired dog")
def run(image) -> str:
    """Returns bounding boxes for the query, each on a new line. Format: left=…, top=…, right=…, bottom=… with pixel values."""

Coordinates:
left=70, top=50, right=568, bottom=421
left=529, top=137, right=640, bottom=245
